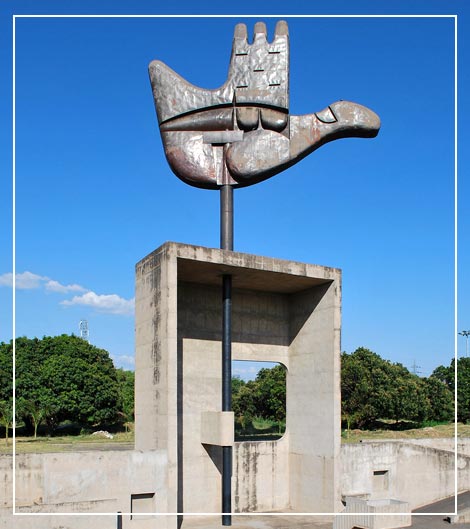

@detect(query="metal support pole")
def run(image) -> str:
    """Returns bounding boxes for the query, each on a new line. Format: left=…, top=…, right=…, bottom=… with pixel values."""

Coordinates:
left=220, top=184, right=233, bottom=526
left=222, top=274, right=232, bottom=526
left=220, top=185, right=233, bottom=251
left=459, top=331, right=470, bottom=357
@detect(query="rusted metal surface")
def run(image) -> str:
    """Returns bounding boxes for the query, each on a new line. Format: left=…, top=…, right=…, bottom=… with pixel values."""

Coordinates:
left=149, top=20, right=380, bottom=189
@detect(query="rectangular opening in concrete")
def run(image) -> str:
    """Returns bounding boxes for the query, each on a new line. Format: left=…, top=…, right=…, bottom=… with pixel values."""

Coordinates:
left=232, top=360, right=286, bottom=441
left=130, top=492, right=156, bottom=520
left=373, top=470, right=389, bottom=492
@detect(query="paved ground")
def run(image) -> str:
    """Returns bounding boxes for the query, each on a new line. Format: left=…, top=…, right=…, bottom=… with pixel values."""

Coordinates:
left=181, top=492, right=470, bottom=529
left=181, top=514, right=332, bottom=529
left=397, top=491, right=470, bottom=529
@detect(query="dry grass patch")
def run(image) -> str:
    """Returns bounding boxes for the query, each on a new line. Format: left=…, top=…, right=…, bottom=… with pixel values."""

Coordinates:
left=342, top=422, right=470, bottom=443
left=0, top=430, right=134, bottom=454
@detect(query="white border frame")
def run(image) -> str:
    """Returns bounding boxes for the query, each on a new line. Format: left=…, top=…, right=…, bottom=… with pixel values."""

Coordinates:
left=11, top=12, right=458, bottom=520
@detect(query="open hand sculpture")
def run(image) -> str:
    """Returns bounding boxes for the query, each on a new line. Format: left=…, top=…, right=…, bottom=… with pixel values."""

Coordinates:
left=149, top=20, right=380, bottom=189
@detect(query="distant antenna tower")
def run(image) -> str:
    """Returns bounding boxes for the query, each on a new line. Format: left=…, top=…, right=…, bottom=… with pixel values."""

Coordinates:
left=79, top=319, right=89, bottom=343
left=410, top=359, right=421, bottom=376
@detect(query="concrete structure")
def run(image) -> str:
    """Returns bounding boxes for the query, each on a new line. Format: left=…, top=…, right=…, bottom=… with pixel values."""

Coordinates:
left=1, top=450, right=168, bottom=529
left=341, top=440, right=469, bottom=510
left=135, top=242, right=342, bottom=520
left=333, top=497, right=411, bottom=529
left=3, top=242, right=466, bottom=528
left=2, top=438, right=468, bottom=528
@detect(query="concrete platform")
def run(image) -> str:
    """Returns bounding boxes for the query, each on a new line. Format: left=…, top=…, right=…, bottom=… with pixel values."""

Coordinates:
left=180, top=493, right=470, bottom=529
left=181, top=514, right=333, bottom=529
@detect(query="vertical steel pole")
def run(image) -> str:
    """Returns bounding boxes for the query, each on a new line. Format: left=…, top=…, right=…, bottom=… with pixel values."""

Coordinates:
left=220, top=185, right=233, bottom=251
left=222, top=273, right=232, bottom=525
left=220, top=184, right=233, bottom=526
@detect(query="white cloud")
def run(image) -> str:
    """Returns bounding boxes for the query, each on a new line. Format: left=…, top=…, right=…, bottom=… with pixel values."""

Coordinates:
left=0, top=270, right=132, bottom=317
left=112, top=354, right=135, bottom=369
left=233, top=361, right=280, bottom=381
left=0, top=273, right=13, bottom=287
left=61, top=291, right=135, bottom=315
left=0, top=271, right=50, bottom=289
left=232, top=364, right=260, bottom=381
left=0, top=271, right=88, bottom=293
left=45, top=280, right=87, bottom=294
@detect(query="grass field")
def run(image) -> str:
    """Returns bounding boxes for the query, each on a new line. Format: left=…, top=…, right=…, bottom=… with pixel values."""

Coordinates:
left=0, top=430, right=134, bottom=454
left=341, top=422, right=470, bottom=443
left=1, top=422, right=469, bottom=454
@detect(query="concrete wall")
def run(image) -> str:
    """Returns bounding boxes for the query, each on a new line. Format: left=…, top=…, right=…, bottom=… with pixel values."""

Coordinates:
left=134, top=243, right=178, bottom=523
left=288, top=282, right=341, bottom=513
left=234, top=439, right=289, bottom=513
left=399, top=437, right=470, bottom=456
left=340, top=441, right=469, bottom=510
left=1, top=450, right=170, bottom=529
left=176, top=283, right=292, bottom=514
left=2, top=438, right=468, bottom=527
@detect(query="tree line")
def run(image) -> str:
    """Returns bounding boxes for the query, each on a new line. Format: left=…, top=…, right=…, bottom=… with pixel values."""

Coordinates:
left=341, top=347, right=455, bottom=429
left=232, top=364, right=286, bottom=436
left=231, top=348, right=458, bottom=432
left=0, top=336, right=465, bottom=440
left=0, top=335, right=134, bottom=441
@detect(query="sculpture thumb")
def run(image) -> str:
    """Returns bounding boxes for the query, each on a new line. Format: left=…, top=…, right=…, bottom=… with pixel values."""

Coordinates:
left=225, top=101, right=381, bottom=185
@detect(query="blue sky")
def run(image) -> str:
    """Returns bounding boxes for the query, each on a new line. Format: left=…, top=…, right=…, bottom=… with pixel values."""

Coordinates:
left=0, top=0, right=468, bottom=379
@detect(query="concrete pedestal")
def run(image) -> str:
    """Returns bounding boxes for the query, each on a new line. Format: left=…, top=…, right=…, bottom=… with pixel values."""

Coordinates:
left=135, top=242, right=342, bottom=521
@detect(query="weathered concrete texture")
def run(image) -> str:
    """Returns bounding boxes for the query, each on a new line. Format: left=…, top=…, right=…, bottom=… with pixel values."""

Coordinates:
left=1, top=450, right=169, bottom=529
left=333, top=497, right=411, bottom=529
left=234, top=439, right=289, bottom=513
left=179, top=513, right=333, bottom=528
left=135, top=242, right=342, bottom=518
left=341, top=440, right=469, bottom=510
left=400, top=437, right=470, bottom=456
left=2, top=439, right=469, bottom=528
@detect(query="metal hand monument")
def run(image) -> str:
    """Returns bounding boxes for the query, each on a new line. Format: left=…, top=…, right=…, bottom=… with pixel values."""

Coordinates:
left=149, top=20, right=380, bottom=190
left=149, top=20, right=380, bottom=526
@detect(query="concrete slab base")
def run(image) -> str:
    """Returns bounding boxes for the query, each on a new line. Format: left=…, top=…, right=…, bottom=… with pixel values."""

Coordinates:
left=180, top=514, right=333, bottom=529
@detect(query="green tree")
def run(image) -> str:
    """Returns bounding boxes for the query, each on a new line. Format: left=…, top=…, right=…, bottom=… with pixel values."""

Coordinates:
left=422, top=376, right=454, bottom=422
left=0, top=341, right=13, bottom=402
left=232, top=379, right=257, bottom=427
left=0, top=400, right=14, bottom=445
left=253, top=365, right=286, bottom=423
left=387, top=375, right=430, bottom=424
left=232, top=365, right=286, bottom=429
left=5, top=335, right=122, bottom=431
left=116, top=368, right=135, bottom=424
left=341, top=348, right=384, bottom=428
left=17, top=398, right=46, bottom=439
left=232, top=375, right=246, bottom=396
left=432, top=358, right=469, bottom=423
left=342, top=348, right=434, bottom=428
